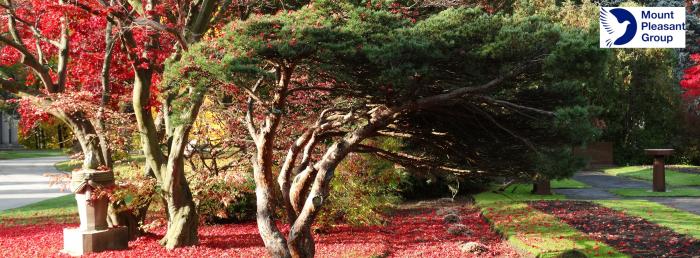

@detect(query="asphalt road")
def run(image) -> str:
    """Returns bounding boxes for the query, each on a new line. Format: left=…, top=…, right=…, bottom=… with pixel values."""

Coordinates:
left=0, top=156, right=70, bottom=211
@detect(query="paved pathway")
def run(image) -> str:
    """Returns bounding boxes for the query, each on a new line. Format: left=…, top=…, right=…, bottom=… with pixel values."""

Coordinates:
left=0, top=156, right=70, bottom=211
left=554, top=170, right=700, bottom=215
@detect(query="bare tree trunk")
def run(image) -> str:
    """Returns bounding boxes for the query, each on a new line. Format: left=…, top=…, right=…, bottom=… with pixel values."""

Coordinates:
left=287, top=109, right=397, bottom=257
left=34, top=128, right=39, bottom=149
left=249, top=67, right=294, bottom=258
left=122, top=20, right=203, bottom=248
left=160, top=164, right=198, bottom=248
left=129, top=63, right=198, bottom=248
left=289, top=165, right=318, bottom=214
left=95, top=13, right=116, bottom=170
left=69, top=119, right=107, bottom=169
left=253, top=144, right=291, bottom=258
left=533, top=179, right=551, bottom=195
left=160, top=126, right=199, bottom=248
left=287, top=144, right=350, bottom=258
left=47, top=109, right=109, bottom=169
left=57, top=125, right=64, bottom=149
left=39, top=127, right=45, bottom=149
left=288, top=228, right=315, bottom=258
left=107, top=198, right=151, bottom=240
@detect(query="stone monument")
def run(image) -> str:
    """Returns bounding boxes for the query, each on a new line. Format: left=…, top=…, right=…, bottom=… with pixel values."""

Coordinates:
left=0, top=111, right=21, bottom=149
left=62, top=152, right=128, bottom=256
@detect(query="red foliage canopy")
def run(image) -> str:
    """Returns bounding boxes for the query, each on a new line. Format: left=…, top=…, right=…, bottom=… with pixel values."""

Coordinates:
left=681, top=54, right=700, bottom=97
left=0, top=1, right=176, bottom=132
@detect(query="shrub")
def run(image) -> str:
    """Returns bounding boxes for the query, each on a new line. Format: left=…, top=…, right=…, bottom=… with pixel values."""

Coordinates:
left=188, top=165, right=256, bottom=223
left=398, top=173, right=460, bottom=200
left=316, top=153, right=404, bottom=227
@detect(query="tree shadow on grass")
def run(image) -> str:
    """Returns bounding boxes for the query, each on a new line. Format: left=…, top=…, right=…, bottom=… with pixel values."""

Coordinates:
left=531, top=200, right=700, bottom=257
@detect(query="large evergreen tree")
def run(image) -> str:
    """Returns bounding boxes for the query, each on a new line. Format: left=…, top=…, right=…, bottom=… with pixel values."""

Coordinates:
left=172, top=2, right=607, bottom=256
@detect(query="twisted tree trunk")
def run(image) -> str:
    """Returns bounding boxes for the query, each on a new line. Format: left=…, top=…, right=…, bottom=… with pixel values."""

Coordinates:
left=287, top=120, right=381, bottom=257
left=129, top=66, right=200, bottom=248
left=160, top=125, right=200, bottom=248
left=112, top=0, right=221, bottom=248
left=251, top=67, right=294, bottom=258
left=253, top=144, right=291, bottom=257
left=46, top=109, right=110, bottom=169
left=160, top=162, right=198, bottom=248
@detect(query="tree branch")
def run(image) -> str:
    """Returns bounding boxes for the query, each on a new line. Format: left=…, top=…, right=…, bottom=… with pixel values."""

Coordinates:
left=277, top=128, right=315, bottom=223
left=0, top=20, right=54, bottom=92
left=475, top=95, right=555, bottom=116
left=245, top=76, right=264, bottom=141
left=396, top=63, right=532, bottom=113
left=355, top=144, right=478, bottom=176
left=133, top=17, right=189, bottom=51
left=0, top=77, right=40, bottom=95
left=468, top=104, right=539, bottom=153
left=55, top=3, right=70, bottom=92
left=1, top=10, right=61, bottom=47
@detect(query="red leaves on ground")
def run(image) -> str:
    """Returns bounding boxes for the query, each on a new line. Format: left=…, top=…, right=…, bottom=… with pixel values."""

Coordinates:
left=530, top=200, right=700, bottom=257
left=0, top=206, right=515, bottom=257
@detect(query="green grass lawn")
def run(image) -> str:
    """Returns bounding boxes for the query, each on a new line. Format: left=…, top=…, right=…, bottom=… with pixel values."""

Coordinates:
left=604, top=166, right=700, bottom=186
left=54, top=158, right=82, bottom=172
left=494, top=179, right=589, bottom=198
left=0, top=194, right=77, bottom=226
left=552, top=178, right=589, bottom=189
left=596, top=200, right=700, bottom=239
left=475, top=185, right=626, bottom=258
left=0, top=149, right=66, bottom=160
left=610, top=187, right=700, bottom=197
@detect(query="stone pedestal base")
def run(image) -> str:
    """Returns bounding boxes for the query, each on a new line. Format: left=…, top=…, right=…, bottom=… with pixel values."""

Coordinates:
left=62, top=227, right=128, bottom=256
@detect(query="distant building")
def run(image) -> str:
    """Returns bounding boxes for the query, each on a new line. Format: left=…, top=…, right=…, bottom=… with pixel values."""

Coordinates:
left=0, top=111, right=20, bottom=149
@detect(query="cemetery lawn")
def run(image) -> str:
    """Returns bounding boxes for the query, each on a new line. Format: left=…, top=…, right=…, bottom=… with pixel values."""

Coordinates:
left=0, top=150, right=65, bottom=160
left=476, top=183, right=700, bottom=257
left=551, top=179, right=589, bottom=189
left=474, top=184, right=625, bottom=257
left=604, top=166, right=700, bottom=186
left=609, top=187, right=700, bottom=197
left=530, top=200, right=700, bottom=256
left=596, top=200, right=700, bottom=239
left=0, top=194, right=76, bottom=226
left=53, top=159, right=81, bottom=172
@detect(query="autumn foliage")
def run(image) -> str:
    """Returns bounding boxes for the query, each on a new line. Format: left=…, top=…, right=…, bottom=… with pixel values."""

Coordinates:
left=0, top=0, right=625, bottom=256
left=682, top=54, right=700, bottom=97
left=0, top=204, right=516, bottom=257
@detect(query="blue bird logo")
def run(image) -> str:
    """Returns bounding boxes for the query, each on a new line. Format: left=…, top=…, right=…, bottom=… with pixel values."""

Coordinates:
left=601, top=8, right=637, bottom=47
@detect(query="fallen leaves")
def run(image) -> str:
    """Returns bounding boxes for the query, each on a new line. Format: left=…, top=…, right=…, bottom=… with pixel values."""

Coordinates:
left=530, top=200, right=700, bottom=257
left=0, top=205, right=515, bottom=257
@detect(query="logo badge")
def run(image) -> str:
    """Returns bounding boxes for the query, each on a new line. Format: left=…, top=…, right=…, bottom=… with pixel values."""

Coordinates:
left=600, top=7, right=685, bottom=48
left=601, top=8, right=637, bottom=47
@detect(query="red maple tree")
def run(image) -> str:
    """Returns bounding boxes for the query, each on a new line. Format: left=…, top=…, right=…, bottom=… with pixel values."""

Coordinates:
left=682, top=54, right=700, bottom=97
left=0, top=0, right=137, bottom=169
